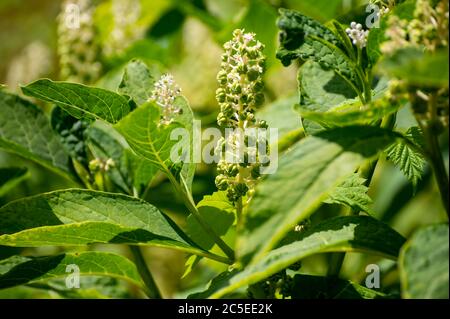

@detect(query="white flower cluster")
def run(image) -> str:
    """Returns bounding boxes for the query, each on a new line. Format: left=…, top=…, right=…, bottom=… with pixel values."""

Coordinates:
left=346, top=22, right=370, bottom=49
left=216, top=29, right=266, bottom=128
left=104, top=0, right=144, bottom=56
left=214, top=29, right=268, bottom=203
left=376, top=6, right=390, bottom=19
left=57, top=0, right=101, bottom=83
left=151, top=74, right=182, bottom=125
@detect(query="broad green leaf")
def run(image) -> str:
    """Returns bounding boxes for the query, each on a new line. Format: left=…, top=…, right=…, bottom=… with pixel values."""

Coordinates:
left=0, top=189, right=204, bottom=256
left=238, top=126, right=401, bottom=262
left=118, top=59, right=157, bottom=106
left=186, top=192, right=235, bottom=251
left=297, top=61, right=397, bottom=133
left=276, top=9, right=362, bottom=92
left=0, top=167, right=28, bottom=197
left=399, top=224, right=449, bottom=299
left=289, top=274, right=387, bottom=299
left=0, top=91, right=75, bottom=181
left=0, top=252, right=143, bottom=291
left=324, top=173, right=374, bottom=214
left=211, top=216, right=405, bottom=298
left=385, top=126, right=426, bottom=188
left=22, top=79, right=131, bottom=123
left=116, top=60, right=196, bottom=190
left=258, top=95, right=302, bottom=139
left=41, top=276, right=133, bottom=299
left=377, top=48, right=449, bottom=87
left=115, top=102, right=179, bottom=174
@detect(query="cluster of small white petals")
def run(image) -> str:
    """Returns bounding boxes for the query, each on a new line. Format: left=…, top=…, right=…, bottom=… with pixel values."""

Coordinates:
left=376, top=6, right=390, bottom=18
left=215, top=29, right=269, bottom=203
left=151, top=74, right=182, bottom=125
left=216, top=29, right=266, bottom=128
left=346, top=22, right=370, bottom=49
left=57, top=0, right=101, bottom=83
left=104, top=0, right=144, bottom=56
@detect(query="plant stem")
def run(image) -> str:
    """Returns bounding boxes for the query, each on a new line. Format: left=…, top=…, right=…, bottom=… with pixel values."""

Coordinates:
left=327, top=113, right=397, bottom=277
left=129, top=246, right=162, bottom=299
left=167, top=174, right=235, bottom=261
left=424, top=129, right=449, bottom=216
left=129, top=187, right=163, bottom=299
left=236, top=197, right=243, bottom=232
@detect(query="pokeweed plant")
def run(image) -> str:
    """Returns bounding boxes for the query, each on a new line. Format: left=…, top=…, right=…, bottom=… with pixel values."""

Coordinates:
left=0, top=0, right=448, bottom=299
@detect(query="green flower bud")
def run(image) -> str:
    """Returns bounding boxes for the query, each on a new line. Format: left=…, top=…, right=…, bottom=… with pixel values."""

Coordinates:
left=215, top=175, right=229, bottom=190
left=216, top=88, right=226, bottom=102
left=235, top=183, right=249, bottom=196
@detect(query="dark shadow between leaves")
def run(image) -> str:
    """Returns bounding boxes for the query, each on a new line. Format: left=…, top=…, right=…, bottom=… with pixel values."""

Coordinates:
left=322, top=73, right=357, bottom=99
left=0, top=198, right=63, bottom=235
left=0, top=254, right=64, bottom=289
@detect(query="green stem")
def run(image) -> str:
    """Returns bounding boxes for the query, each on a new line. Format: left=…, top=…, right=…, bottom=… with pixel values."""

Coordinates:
left=415, top=92, right=449, bottom=217
left=236, top=197, right=243, bottom=232
left=424, top=128, right=449, bottom=216
left=167, top=174, right=235, bottom=261
left=327, top=113, right=397, bottom=277
left=129, top=187, right=163, bottom=299
left=129, top=246, right=162, bottom=299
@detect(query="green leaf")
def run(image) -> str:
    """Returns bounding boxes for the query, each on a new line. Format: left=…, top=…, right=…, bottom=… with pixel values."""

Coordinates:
left=86, top=124, right=157, bottom=194
left=297, top=62, right=397, bottom=133
left=276, top=9, right=362, bottom=92
left=0, top=167, right=28, bottom=197
left=118, top=59, right=157, bottom=106
left=186, top=192, right=235, bottom=251
left=0, top=252, right=143, bottom=291
left=187, top=269, right=240, bottom=299
left=238, top=126, right=400, bottom=262
left=116, top=60, right=196, bottom=190
left=22, top=79, right=131, bottom=123
left=324, top=173, right=374, bottom=214
left=115, top=101, right=194, bottom=188
left=210, top=216, right=405, bottom=298
left=385, top=127, right=426, bottom=188
left=289, top=274, right=387, bottom=299
left=258, top=95, right=302, bottom=139
left=399, top=224, right=449, bottom=299
left=377, top=48, right=449, bottom=87
left=115, top=102, right=179, bottom=172
left=0, top=91, right=75, bottom=181
left=0, top=189, right=204, bottom=256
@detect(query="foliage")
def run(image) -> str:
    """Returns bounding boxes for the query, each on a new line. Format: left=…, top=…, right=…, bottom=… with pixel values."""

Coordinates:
left=0, top=0, right=447, bottom=300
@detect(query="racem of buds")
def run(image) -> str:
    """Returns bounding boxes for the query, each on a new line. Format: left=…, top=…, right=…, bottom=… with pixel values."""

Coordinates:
left=346, top=22, right=369, bottom=49
left=150, top=74, right=183, bottom=125
left=214, top=29, right=269, bottom=203
left=57, top=0, right=102, bottom=84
